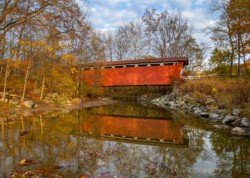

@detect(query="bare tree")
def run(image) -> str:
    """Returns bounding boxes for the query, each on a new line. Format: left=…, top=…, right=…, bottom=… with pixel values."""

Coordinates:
left=142, top=9, right=192, bottom=58
left=103, top=32, right=114, bottom=61
left=120, top=20, right=150, bottom=59
left=113, top=25, right=131, bottom=60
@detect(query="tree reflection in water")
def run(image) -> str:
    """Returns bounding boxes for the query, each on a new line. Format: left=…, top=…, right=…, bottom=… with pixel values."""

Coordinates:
left=0, top=103, right=249, bottom=177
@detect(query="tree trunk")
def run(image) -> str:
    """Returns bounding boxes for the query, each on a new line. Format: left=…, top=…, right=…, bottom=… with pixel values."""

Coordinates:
left=3, top=58, right=10, bottom=99
left=237, top=33, right=241, bottom=76
left=76, top=65, right=82, bottom=97
left=230, top=51, right=234, bottom=77
left=21, top=59, right=31, bottom=101
left=242, top=54, right=248, bottom=73
left=240, top=33, right=248, bottom=73
left=40, top=77, right=45, bottom=100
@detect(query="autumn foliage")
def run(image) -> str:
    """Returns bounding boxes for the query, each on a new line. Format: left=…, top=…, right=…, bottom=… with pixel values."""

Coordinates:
left=178, top=78, right=250, bottom=114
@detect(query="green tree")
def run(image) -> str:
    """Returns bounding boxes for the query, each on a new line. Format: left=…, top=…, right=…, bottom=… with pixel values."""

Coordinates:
left=209, top=48, right=231, bottom=74
left=208, top=0, right=250, bottom=76
left=227, top=0, right=250, bottom=74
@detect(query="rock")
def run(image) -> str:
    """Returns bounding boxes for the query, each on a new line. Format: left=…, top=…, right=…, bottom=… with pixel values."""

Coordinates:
left=217, top=116, right=225, bottom=121
left=209, top=113, right=220, bottom=120
left=146, top=163, right=157, bottom=174
left=205, top=98, right=215, bottom=105
left=241, top=117, right=250, bottom=127
left=231, top=127, right=250, bottom=136
left=168, top=101, right=176, bottom=109
left=200, top=112, right=209, bottom=118
left=23, top=100, right=35, bottom=108
left=222, top=115, right=238, bottom=124
left=193, top=107, right=202, bottom=116
left=232, top=118, right=242, bottom=127
left=232, top=109, right=242, bottom=116
left=214, top=124, right=231, bottom=130
left=215, top=109, right=227, bottom=115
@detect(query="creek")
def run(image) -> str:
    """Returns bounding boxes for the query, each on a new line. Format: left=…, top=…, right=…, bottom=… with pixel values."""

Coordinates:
left=0, top=102, right=250, bottom=177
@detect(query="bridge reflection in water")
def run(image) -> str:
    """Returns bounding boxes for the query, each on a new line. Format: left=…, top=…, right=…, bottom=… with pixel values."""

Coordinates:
left=80, top=104, right=188, bottom=146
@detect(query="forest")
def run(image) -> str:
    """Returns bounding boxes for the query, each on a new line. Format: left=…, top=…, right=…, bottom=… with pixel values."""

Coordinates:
left=0, top=0, right=249, bottom=102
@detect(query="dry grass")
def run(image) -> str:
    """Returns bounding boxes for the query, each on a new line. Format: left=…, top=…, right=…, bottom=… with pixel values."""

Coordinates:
left=178, top=77, right=250, bottom=111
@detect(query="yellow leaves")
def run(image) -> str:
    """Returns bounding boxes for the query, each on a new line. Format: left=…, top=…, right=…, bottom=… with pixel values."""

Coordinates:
left=18, top=40, right=62, bottom=53
left=70, top=67, right=78, bottom=74
left=212, top=87, right=217, bottom=93
left=47, top=47, right=54, bottom=53
left=61, top=54, right=76, bottom=65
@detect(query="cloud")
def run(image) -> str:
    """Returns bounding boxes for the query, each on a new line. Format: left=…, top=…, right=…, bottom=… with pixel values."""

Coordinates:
left=80, top=0, right=214, bottom=44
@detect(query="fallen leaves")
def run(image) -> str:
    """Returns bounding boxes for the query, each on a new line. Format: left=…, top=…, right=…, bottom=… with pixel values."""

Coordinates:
left=10, top=169, right=63, bottom=178
left=19, top=159, right=41, bottom=166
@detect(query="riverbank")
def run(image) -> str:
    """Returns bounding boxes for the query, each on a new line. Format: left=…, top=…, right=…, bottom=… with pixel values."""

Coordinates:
left=150, top=78, right=250, bottom=136
left=0, top=96, right=118, bottom=121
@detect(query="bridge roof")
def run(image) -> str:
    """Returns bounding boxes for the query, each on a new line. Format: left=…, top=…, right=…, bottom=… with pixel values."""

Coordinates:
left=82, top=57, right=188, bottom=68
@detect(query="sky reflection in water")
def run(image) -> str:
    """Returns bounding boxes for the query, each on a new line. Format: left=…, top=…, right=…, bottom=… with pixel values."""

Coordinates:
left=0, top=103, right=249, bottom=177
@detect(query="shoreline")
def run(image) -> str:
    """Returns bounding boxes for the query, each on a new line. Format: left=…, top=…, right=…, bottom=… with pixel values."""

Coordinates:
left=0, top=97, right=118, bottom=118
left=150, top=92, right=250, bottom=136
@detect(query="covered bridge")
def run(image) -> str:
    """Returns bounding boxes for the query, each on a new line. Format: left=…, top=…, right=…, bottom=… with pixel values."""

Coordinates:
left=82, top=57, right=188, bottom=86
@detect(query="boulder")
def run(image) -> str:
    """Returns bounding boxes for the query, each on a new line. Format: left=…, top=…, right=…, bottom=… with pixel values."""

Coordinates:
left=231, top=127, right=250, bottom=136
left=241, top=117, right=250, bottom=128
left=194, top=107, right=202, bottom=116
left=222, top=115, right=238, bottom=124
left=232, top=118, right=242, bottom=127
left=23, top=100, right=35, bottom=108
left=168, top=101, right=176, bottom=109
left=214, top=124, right=231, bottom=130
left=205, top=97, right=215, bottom=105
left=215, top=109, right=227, bottom=115
left=209, top=113, right=220, bottom=120
left=200, top=112, right=209, bottom=118
left=232, top=109, right=242, bottom=116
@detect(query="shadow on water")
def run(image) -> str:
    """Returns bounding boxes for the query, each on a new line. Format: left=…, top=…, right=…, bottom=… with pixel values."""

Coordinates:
left=0, top=102, right=250, bottom=177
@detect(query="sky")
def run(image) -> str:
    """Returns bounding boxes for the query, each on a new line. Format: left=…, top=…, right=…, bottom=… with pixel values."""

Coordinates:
left=77, top=0, right=216, bottom=45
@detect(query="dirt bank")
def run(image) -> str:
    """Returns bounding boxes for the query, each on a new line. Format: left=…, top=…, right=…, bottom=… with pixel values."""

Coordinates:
left=1, top=97, right=118, bottom=118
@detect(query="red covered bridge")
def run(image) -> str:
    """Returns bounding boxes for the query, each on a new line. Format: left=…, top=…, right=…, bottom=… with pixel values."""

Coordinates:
left=82, top=57, right=188, bottom=86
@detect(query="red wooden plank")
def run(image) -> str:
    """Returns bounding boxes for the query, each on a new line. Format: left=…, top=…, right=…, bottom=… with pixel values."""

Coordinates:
left=82, top=62, right=184, bottom=86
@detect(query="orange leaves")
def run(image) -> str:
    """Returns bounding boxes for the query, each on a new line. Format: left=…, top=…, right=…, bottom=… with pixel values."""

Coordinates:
left=12, top=60, right=20, bottom=68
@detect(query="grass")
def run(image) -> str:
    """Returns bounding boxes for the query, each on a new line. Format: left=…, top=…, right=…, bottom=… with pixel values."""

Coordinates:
left=177, top=77, right=250, bottom=114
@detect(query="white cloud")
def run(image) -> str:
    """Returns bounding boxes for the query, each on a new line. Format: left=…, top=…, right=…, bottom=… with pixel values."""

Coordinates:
left=80, top=0, right=214, bottom=44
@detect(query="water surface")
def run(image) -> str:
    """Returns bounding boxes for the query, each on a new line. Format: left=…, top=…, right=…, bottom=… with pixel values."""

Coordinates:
left=0, top=103, right=250, bottom=177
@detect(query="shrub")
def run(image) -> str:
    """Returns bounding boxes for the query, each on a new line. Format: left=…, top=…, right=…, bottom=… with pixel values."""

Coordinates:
left=178, top=77, right=250, bottom=109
